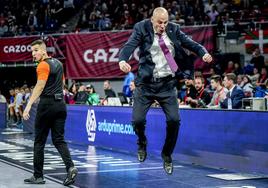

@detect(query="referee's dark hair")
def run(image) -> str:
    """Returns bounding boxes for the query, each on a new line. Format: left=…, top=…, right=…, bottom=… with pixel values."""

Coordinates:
left=31, top=39, right=45, bottom=46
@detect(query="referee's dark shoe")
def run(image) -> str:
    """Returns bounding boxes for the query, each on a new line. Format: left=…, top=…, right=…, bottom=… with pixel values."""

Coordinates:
left=137, top=141, right=147, bottom=162
left=24, top=176, right=45, bottom=184
left=161, top=153, right=173, bottom=175
left=63, top=167, right=78, bottom=186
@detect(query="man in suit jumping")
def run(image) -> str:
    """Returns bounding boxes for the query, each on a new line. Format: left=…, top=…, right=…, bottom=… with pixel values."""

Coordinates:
left=118, top=7, right=213, bottom=174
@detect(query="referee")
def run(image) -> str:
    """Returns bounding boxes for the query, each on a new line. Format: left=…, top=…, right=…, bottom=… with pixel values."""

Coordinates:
left=23, top=39, right=78, bottom=186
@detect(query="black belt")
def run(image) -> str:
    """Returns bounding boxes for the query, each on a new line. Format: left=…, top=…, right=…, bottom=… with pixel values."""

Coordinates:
left=151, top=75, right=174, bottom=83
left=40, top=94, right=63, bottom=100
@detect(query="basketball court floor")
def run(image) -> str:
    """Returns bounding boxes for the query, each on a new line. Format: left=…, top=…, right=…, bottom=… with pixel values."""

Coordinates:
left=0, top=127, right=268, bottom=188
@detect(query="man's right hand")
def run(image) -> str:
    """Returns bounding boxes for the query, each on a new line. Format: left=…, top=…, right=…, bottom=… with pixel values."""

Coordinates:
left=119, top=61, right=131, bottom=73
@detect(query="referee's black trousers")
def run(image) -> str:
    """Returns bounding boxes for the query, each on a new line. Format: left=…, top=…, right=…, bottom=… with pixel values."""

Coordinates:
left=33, top=97, right=74, bottom=178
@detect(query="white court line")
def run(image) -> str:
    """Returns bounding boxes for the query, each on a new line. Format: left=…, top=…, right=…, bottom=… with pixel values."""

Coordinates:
left=47, top=165, right=183, bottom=175
left=0, top=158, right=79, bottom=188
left=109, top=163, right=140, bottom=166
left=92, top=158, right=123, bottom=162
left=101, top=160, right=132, bottom=164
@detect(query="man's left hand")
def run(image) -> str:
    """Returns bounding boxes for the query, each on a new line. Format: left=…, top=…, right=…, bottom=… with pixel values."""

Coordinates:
left=23, top=105, right=31, bottom=120
left=202, top=53, right=213, bottom=63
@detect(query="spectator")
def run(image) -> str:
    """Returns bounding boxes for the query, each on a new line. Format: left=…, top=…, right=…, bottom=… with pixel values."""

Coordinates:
left=241, top=75, right=253, bottom=97
left=0, top=90, right=7, bottom=103
left=208, top=75, right=228, bottom=108
left=255, top=67, right=267, bottom=89
left=63, top=85, right=72, bottom=104
left=236, top=74, right=244, bottom=88
left=186, top=76, right=211, bottom=108
left=250, top=67, right=260, bottom=86
left=86, top=84, right=100, bottom=105
left=103, top=80, right=116, bottom=98
left=224, top=61, right=235, bottom=75
left=122, top=71, right=135, bottom=97
left=250, top=48, right=264, bottom=73
left=182, top=78, right=197, bottom=105
left=234, top=62, right=243, bottom=75
left=8, top=88, right=16, bottom=126
left=14, top=87, right=24, bottom=125
left=75, top=85, right=89, bottom=104
left=220, top=73, right=245, bottom=109
left=27, top=11, right=38, bottom=32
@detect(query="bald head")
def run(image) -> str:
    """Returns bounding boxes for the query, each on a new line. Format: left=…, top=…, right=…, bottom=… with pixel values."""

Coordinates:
left=151, top=7, right=169, bottom=34
left=152, top=7, right=168, bottom=17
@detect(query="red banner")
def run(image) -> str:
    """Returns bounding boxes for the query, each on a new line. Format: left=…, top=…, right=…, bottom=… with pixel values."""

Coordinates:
left=65, top=31, right=137, bottom=79
left=66, top=26, right=215, bottom=79
left=0, top=35, right=66, bottom=63
left=0, top=36, right=39, bottom=62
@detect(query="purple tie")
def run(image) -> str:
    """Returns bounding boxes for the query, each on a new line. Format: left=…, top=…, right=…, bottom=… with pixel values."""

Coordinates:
left=158, top=34, right=178, bottom=73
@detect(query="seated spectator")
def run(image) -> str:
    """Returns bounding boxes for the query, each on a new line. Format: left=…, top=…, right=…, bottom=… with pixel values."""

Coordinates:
left=254, top=79, right=268, bottom=97
left=241, top=75, right=253, bottom=97
left=14, top=87, right=24, bottom=125
left=8, top=88, right=16, bottom=125
left=103, top=80, right=116, bottom=98
left=86, top=84, right=100, bottom=105
left=236, top=74, right=244, bottom=88
left=224, top=61, right=235, bottom=75
left=250, top=67, right=260, bottom=86
left=234, top=62, right=243, bottom=75
left=208, top=75, right=228, bottom=108
left=256, top=67, right=267, bottom=88
left=63, top=85, right=72, bottom=104
left=181, top=78, right=197, bottom=105
left=75, top=85, right=89, bottom=104
left=69, top=82, right=80, bottom=104
left=122, top=71, right=135, bottom=97
left=186, top=76, right=211, bottom=108
left=220, top=73, right=245, bottom=109
left=128, top=80, right=136, bottom=106
left=0, top=89, right=7, bottom=103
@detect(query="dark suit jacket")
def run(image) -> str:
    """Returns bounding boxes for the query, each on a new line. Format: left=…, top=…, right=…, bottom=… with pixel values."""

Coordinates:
left=119, top=19, right=208, bottom=84
left=220, top=86, right=245, bottom=109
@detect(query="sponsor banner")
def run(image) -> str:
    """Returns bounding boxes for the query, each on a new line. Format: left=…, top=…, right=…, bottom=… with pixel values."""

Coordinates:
left=24, top=104, right=268, bottom=174
left=245, top=30, right=268, bottom=54
left=66, top=26, right=215, bottom=79
left=0, top=35, right=66, bottom=63
left=65, top=31, right=139, bottom=79
left=0, top=36, right=39, bottom=62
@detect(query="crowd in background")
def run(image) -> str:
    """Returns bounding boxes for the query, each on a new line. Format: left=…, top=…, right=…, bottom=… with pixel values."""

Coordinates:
left=1, top=0, right=268, bottom=37
left=0, top=0, right=83, bottom=37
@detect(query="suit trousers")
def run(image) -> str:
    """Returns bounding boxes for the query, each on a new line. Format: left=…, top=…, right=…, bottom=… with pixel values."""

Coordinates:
left=132, top=77, right=180, bottom=156
left=33, top=97, right=74, bottom=178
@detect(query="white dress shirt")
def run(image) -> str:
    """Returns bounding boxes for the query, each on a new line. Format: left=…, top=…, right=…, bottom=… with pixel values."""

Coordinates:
left=150, top=32, right=175, bottom=78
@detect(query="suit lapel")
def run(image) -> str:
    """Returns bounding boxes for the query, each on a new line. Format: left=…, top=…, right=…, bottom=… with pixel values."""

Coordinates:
left=144, top=20, right=154, bottom=43
left=166, top=24, right=176, bottom=42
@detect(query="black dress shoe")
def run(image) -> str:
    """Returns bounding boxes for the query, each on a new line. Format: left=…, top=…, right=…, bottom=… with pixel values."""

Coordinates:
left=137, top=147, right=147, bottom=162
left=137, top=140, right=147, bottom=162
left=24, top=176, right=45, bottom=184
left=63, top=167, right=78, bottom=186
left=161, top=153, right=173, bottom=175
